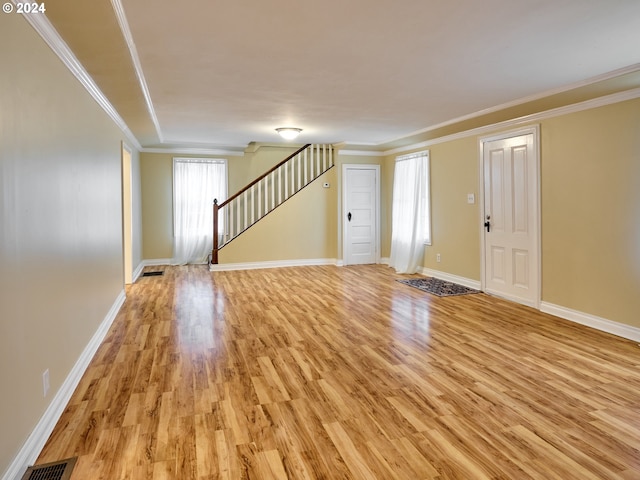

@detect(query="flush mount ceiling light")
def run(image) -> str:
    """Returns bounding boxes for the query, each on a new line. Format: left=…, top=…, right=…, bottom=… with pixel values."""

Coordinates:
left=275, top=127, right=302, bottom=140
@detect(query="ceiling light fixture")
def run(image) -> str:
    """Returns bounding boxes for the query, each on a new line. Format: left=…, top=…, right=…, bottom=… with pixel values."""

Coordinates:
left=275, top=127, right=302, bottom=140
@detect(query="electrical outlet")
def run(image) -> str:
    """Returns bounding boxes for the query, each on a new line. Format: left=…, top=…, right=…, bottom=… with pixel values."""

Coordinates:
left=43, top=369, right=50, bottom=397
left=436, top=253, right=441, bottom=263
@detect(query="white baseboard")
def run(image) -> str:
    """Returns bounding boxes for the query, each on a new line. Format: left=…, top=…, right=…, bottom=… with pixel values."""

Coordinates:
left=210, top=258, right=339, bottom=272
left=540, top=302, right=640, bottom=343
left=141, top=258, right=172, bottom=267
left=2, top=290, right=126, bottom=480
left=419, top=267, right=482, bottom=290
left=132, top=261, right=145, bottom=283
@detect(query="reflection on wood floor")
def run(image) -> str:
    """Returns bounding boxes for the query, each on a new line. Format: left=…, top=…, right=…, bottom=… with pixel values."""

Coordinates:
left=37, top=264, right=640, bottom=479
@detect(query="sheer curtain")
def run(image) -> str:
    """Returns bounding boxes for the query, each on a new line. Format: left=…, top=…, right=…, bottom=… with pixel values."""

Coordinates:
left=389, top=151, right=430, bottom=274
left=172, top=158, right=227, bottom=265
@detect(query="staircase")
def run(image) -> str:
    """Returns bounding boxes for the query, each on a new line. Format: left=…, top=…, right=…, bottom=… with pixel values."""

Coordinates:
left=211, top=143, right=335, bottom=264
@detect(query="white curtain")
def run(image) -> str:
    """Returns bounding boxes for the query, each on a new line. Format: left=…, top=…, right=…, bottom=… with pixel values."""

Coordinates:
left=389, top=152, right=430, bottom=274
left=172, top=158, right=227, bottom=265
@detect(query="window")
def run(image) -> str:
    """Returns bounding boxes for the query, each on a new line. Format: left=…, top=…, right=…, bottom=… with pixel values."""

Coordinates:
left=389, top=151, right=430, bottom=273
left=172, top=158, right=227, bottom=265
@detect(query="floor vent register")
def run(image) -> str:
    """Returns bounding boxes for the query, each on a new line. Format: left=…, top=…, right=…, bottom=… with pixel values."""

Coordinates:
left=21, top=458, right=77, bottom=480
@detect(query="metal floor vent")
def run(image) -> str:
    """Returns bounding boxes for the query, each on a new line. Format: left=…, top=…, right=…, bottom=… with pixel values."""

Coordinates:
left=142, top=271, right=164, bottom=277
left=21, top=457, right=77, bottom=480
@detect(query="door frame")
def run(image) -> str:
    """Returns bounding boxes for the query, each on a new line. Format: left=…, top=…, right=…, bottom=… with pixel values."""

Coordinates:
left=121, top=142, right=134, bottom=284
left=478, top=125, right=541, bottom=308
left=342, top=164, right=381, bottom=266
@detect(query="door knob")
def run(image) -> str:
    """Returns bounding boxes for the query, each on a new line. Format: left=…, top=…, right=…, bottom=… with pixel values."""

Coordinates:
left=484, top=214, right=491, bottom=232
left=347, top=212, right=352, bottom=222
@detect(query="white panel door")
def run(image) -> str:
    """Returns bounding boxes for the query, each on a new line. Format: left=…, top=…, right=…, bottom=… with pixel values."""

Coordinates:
left=482, top=132, right=539, bottom=306
left=343, top=165, right=379, bottom=265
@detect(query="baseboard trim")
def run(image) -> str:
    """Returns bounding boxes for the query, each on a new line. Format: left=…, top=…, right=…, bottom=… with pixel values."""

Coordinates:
left=132, top=261, right=145, bottom=283
left=141, top=258, right=172, bottom=267
left=2, top=290, right=126, bottom=480
left=418, top=268, right=482, bottom=290
left=484, top=288, right=538, bottom=309
left=540, top=302, right=640, bottom=342
left=210, top=258, right=339, bottom=272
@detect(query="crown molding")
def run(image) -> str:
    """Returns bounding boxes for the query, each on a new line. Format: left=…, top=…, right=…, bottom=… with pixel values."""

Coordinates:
left=17, top=6, right=142, bottom=151
left=335, top=149, right=385, bottom=157
left=141, top=147, right=245, bottom=157
left=110, top=0, right=163, bottom=143
left=380, top=63, right=640, bottom=145
left=382, top=87, right=640, bottom=157
left=18, top=9, right=640, bottom=160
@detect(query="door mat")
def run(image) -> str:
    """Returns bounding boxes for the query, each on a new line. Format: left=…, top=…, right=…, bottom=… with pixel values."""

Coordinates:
left=397, top=277, right=480, bottom=297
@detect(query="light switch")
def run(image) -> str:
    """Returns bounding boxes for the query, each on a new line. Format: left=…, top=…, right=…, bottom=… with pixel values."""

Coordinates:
left=467, top=193, right=475, bottom=204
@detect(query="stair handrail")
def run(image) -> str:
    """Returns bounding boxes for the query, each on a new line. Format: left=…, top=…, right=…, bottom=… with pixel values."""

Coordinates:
left=217, top=143, right=311, bottom=209
left=212, top=143, right=313, bottom=264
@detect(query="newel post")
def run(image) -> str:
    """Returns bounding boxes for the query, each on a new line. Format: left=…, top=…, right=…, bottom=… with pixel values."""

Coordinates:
left=212, top=198, right=219, bottom=265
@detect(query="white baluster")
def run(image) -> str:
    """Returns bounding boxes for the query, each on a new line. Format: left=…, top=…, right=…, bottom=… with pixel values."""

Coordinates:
left=297, top=153, right=302, bottom=192
left=271, top=171, right=275, bottom=210
left=234, top=197, right=242, bottom=235
left=304, top=148, right=308, bottom=185
left=258, top=181, right=262, bottom=219
left=225, top=203, right=229, bottom=239
left=219, top=206, right=223, bottom=245
left=284, top=163, right=288, bottom=200
left=243, top=190, right=248, bottom=230
left=277, top=167, right=282, bottom=205
left=309, top=145, right=314, bottom=180
left=322, top=144, right=327, bottom=172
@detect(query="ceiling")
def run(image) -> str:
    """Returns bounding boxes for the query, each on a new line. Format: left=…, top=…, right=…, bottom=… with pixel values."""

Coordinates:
left=43, top=0, right=640, bottom=151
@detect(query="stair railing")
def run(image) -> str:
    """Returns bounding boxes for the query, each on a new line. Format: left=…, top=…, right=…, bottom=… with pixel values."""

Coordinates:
left=212, top=143, right=334, bottom=264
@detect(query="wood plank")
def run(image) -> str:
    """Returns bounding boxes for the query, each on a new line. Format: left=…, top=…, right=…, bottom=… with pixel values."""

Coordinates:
left=31, top=264, right=640, bottom=479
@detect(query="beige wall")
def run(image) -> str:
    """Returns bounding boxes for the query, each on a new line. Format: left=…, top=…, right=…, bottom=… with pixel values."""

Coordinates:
left=384, top=141, right=481, bottom=278
left=220, top=167, right=338, bottom=263
left=243, top=144, right=301, bottom=182
left=140, top=149, right=252, bottom=260
left=140, top=153, right=174, bottom=259
left=0, top=14, right=139, bottom=476
left=129, top=148, right=144, bottom=272
left=140, top=148, right=389, bottom=265
left=143, top=103, right=640, bottom=330
left=401, top=137, right=481, bottom=280
left=539, top=98, right=640, bottom=327
left=220, top=151, right=388, bottom=264
left=3, top=7, right=637, bottom=480
left=141, top=145, right=338, bottom=262
left=382, top=99, right=639, bottom=329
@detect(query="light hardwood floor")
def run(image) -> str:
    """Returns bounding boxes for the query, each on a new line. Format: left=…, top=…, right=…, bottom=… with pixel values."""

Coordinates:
left=37, top=264, right=640, bottom=479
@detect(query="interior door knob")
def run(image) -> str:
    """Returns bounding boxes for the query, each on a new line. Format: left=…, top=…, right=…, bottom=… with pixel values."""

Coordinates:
left=347, top=212, right=352, bottom=222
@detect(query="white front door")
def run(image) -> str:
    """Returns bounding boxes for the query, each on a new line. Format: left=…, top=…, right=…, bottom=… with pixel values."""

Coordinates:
left=481, top=129, right=539, bottom=307
left=343, top=165, right=379, bottom=265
